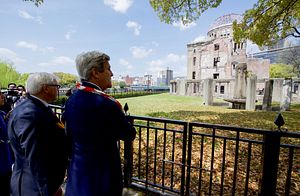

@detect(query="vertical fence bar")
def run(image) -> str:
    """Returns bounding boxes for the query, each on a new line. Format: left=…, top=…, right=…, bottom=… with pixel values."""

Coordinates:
left=208, top=128, right=216, bottom=196
left=261, top=132, right=280, bottom=195
left=185, top=123, right=193, bottom=195
left=138, top=126, right=141, bottom=179
left=162, top=122, right=167, bottom=193
left=244, top=142, right=252, bottom=196
left=153, top=128, right=158, bottom=184
left=285, top=147, right=294, bottom=196
left=220, top=138, right=227, bottom=196
left=171, top=131, right=175, bottom=189
left=145, top=120, right=150, bottom=188
left=231, top=131, right=240, bottom=196
left=197, top=135, right=204, bottom=195
left=180, top=123, right=188, bottom=195
left=124, top=117, right=134, bottom=187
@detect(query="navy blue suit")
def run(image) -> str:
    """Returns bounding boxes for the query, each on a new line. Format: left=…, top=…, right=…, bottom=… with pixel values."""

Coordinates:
left=64, top=82, right=136, bottom=196
left=8, top=95, right=68, bottom=196
left=0, top=110, right=13, bottom=196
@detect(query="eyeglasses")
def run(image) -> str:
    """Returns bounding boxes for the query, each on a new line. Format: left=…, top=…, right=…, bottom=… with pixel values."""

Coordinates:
left=45, top=84, right=61, bottom=89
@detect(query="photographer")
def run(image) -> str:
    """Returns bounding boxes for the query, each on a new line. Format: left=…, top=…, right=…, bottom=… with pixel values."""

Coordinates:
left=6, top=83, right=20, bottom=109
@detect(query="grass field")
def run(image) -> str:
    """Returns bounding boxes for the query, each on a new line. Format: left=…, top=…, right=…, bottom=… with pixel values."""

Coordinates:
left=118, top=93, right=300, bottom=132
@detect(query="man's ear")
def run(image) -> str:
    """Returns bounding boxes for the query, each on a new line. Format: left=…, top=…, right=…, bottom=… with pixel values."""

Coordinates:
left=91, top=68, right=100, bottom=79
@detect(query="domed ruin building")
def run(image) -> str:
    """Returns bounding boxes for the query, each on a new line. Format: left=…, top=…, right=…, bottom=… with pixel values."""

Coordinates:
left=171, top=13, right=270, bottom=98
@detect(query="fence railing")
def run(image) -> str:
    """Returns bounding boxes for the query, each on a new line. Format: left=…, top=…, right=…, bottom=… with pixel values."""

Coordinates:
left=50, top=105, right=300, bottom=195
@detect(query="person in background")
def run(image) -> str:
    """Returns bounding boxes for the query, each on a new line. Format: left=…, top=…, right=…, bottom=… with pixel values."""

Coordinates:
left=0, top=91, right=13, bottom=196
left=13, top=85, right=27, bottom=107
left=64, top=51, right=136, bottom=196
left=8, top=72, right=68, bottom=196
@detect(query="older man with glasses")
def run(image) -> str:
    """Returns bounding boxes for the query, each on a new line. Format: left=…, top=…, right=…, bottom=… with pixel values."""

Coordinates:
left=8, top=72, right=68, bottom=196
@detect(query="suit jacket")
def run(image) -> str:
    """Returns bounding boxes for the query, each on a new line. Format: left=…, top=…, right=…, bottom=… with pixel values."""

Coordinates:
left=64, top=82, right=136, bottom=196
left=8, top=95, right=68, bottom=196
left=0, top=110, right=13, bottom=176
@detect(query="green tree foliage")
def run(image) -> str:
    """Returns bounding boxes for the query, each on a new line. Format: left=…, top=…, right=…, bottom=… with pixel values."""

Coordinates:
left=119, top=81, right=127, bottom=89
left=270, top=63, right=297, bottom=78
left=0, top=61, right=28, bottom=88
left=278, top=45, right=300, bottom=76
left=150, top=0, right=222, bottom=24
left=234, top=0, right=300, bottom=46
left=53, top=72, right=78, bottom=87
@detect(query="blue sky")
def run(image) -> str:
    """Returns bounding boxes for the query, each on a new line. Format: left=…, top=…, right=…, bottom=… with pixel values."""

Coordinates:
left=0, top=0, right=256, bottom=79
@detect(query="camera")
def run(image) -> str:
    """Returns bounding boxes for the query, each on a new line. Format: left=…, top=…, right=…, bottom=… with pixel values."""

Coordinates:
left=5, top=88, right=21, bottom=106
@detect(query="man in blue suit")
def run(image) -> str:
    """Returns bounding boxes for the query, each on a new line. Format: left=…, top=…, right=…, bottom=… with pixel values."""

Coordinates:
left=8, top=72, right=68, bottom=196
left=64, top=51, right=136, bottom=196
left=0, top=91, right=13, bottom=196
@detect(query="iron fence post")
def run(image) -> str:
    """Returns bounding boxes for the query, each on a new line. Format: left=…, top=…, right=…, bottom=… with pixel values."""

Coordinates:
left=123, top=117, right=134, bottom=187
left=261, top=132, right=281, bottom=195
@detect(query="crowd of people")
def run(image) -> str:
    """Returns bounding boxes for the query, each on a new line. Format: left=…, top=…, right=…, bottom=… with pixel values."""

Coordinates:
left=0, top=50, right=136, bottom=196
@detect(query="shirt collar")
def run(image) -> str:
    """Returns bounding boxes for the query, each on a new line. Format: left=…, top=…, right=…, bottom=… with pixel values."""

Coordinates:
left=30, top=95, right=49, bottom=107
left=81, top=81, right=103, bottom=91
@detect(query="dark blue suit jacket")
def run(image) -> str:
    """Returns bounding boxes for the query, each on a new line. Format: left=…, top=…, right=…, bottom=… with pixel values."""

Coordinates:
left=64, top=82, right=136, bottom=196
left=0, top=110, right=13, bottom=176
left=8, top=95, right=68, bottom=196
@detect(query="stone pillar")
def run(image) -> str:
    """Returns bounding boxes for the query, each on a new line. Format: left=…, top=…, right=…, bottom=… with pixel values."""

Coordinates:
left=280, top=79, right=292, bottom=111
left=272, top=78, right=284, bottom=102
left=233, top=63, right=247, bottom=99
left=262, top=80, right=273, bottom=111
left=246, top=74, right=257, bottom=110
left=203, top=78, right=213, bottom=106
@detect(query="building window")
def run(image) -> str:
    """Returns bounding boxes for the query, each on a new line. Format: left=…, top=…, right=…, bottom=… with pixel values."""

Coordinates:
left=193, top=84, right=197, bottom=93
left=193, top=48, right=196, bottom=53
left=192, top=71, right=196, bottom=79
left=213, top=57, right=220, bottom=67
left=213, top=73, right=219, bottom=79
left=215, top=85, right=218, bottom=93
left=193, top=57, right=196, bottom=66
left=214, top=44, right=219, bottom=50
left=220, top=85, right=225, bottom=94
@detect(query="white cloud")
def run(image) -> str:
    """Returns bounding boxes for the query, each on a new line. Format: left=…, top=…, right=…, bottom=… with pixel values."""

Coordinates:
left=0, top=48, right=26, bottom=65
left=119, top=58, right=133, bottom=69
left=65, top=30, right=76, bottom=40
left=172, top=21, right=196, bottom=31
left=16, top=41, right=55, bottom=53
left=126, top=21, right=141, bottom=36
left=39, top=56, right=74, bottom=67
left=18, top=10, right=43, bottom=24
left=130, top=46, right=152, bottom=59
left=104, top=0, right=133, bottom=13
left=16, top=41, right=38, bottom=51
left=152, top=41, right=159, bottom=47
left=146, top=53, right=186, bottom=76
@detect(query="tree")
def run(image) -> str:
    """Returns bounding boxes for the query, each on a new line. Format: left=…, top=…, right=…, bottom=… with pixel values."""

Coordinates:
left=278, top=45, right=300, bottom=76
left=269, top=63, right=297, bottom=78
left=0, top=62, right=29, bottom=88
left=150, top=0, right=300, bottom=46
left=119, top=81, right=127, bottom=89
left=233, top=0, right=300, bottom=46
left=53, top=72, right=78, bottom=87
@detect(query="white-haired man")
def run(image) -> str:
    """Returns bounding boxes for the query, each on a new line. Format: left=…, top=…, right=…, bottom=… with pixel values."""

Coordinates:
left=8, top=72, right=68, bottom=196
left=64, top=51, right=136, bottom=196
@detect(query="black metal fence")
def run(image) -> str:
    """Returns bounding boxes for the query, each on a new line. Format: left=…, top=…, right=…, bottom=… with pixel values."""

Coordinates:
left=50, top=105, right=300, bottom=195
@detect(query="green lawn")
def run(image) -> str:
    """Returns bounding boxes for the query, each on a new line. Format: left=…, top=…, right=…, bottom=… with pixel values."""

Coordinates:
left=118, top=93, right=300, bottom=131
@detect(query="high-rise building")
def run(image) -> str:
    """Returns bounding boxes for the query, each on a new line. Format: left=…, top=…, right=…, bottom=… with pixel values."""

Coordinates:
left=157, top=68, right=173, bottom=86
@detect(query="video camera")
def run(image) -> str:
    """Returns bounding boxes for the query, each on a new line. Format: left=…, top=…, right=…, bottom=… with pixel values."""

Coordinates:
left=5, top=88, right=21, bottom=106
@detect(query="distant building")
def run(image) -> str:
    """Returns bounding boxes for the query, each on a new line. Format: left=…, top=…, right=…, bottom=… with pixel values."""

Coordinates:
left=171, top=13, right=270, bottom=97
left=157, top=68, right=173, bottom=86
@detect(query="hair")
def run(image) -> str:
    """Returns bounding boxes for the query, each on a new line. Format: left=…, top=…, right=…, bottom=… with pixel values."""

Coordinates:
left=75, top=51, right=110, bottom=81
left=8, top=82, right=17, bottom=88
left=17, top=85, right=26, bottom=91
left=26, top=72, right=59, bottom=95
